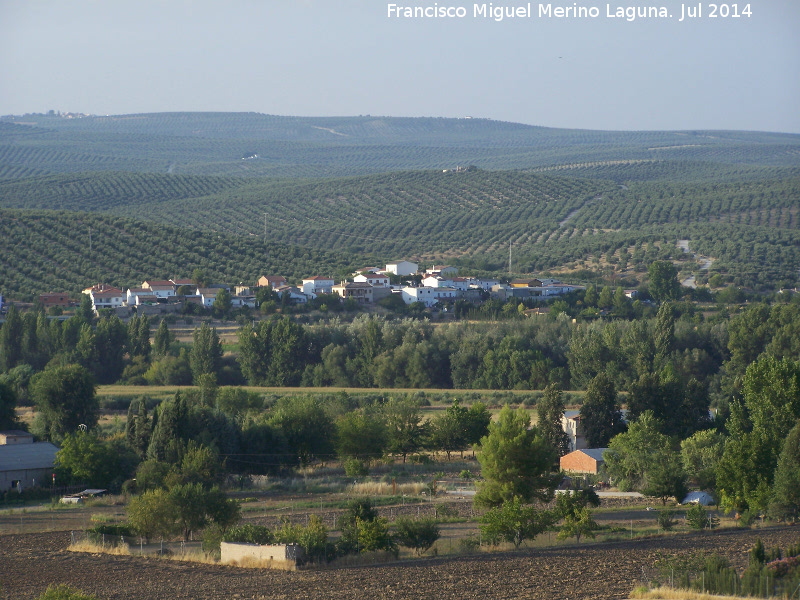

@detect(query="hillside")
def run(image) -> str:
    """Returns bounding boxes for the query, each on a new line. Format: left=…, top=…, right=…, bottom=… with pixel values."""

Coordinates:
left=2, top=113, right=799, bottom=179
left=0, top=210, right=362, bottom=301
left=1, top=112, right=798, bottom=298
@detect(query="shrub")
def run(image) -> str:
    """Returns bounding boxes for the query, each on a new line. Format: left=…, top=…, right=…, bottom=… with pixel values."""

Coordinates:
left=222, top=523, right=275, bottom=545
left=686, top=504, right=709, bottom=530
left=343, top=458, right=368, bottom=477
left=36, top=585, right=96, bottom=600
left=657, top=509, right=676, bottom=531
left=88, top=523, right=134, bottom=536
left=458, top=534, right=480, bottom=554
left=737, top=509, right=756, bottom=527
left=394, top=517, right=440, bottom=555
left=434, top=504, right=459, bottom=520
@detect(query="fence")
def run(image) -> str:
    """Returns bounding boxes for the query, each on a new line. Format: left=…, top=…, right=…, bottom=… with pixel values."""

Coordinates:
left=641, top=566, right=800, bottom=599
left=70, top=530, right=204, bottom=558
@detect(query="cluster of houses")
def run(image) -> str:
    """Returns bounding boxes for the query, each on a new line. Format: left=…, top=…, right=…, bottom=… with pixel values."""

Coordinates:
left=37, top=260, right=586, bottom=315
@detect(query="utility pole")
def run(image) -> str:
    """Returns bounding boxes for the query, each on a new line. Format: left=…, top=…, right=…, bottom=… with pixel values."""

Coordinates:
left=508, top=239, right=512, bottom=275
left=264, top=213, right=267, bottom=240
left=89, top=227, right=92, bottom=255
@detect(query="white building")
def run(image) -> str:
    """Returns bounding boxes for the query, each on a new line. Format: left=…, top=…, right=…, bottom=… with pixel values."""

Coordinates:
left=426, top=265, right=458, bottom=277
left=196, top=288, right=222, bottom=308
left=82, top=284, right=125, bottom=313
left=354, top=273, right=391, bottom=288
left=274, top=285, right=309, bottom=304
left=401, top=286, right=437, bottom=307
left=302, top=276, right=335, bottom=297
left=422, top=276, right=469, bottom=291
left=385, top=261, right=418, bottom=276
left=561, top=410, right=587, bottom=452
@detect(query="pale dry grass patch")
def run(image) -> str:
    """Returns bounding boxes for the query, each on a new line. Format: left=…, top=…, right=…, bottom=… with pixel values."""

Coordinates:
left=68, top=540, right=131, bottom=555
left=164, top=550, right=218, bottom=565
left=351, top=481, right=425, bottom=496
left=226, top=556, right=297, bottom=570
left=630, top=586, right=751, bottom=600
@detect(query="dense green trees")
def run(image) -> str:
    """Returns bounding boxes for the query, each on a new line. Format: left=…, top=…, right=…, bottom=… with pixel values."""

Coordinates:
left=427, top=399, right=490, bottom=460
left=536, top=384, right=570, bottom=457
left=579, top=373, right=626, bottom=448
left=604, top=412, right=687, bottom=503
left=474, top=406, right=558, bottom=508
left=54, top=431, right=137, bottom=488
left=268, top=396, right=334, bottom=465
left=681, top=429, right=725, bottom=491
left=190, top=322, right=222, bottom=384
left=717, top=356, right=800, bottom=512
left=0, top=380, right=20, bottom=430
left=127, top=482, right=239, bottom=542
left=31, top=364, right=98, bottom=442
left=768, top=420, right=800, bottom=520
left=334, top=409, right=387, bottom=463
left=648, top=261, right=681, bottom=303
left=238, top=318, right=306, bottom=386
left=384, top=397, right=426, bottom=463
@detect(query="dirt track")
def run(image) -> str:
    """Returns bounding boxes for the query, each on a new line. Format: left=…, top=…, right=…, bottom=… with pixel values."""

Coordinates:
left=1, top=527, right=798, bottom=600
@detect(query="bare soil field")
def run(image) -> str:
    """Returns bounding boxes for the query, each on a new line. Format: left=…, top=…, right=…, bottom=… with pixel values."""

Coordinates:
left=1, top=526, right=798, bottom=600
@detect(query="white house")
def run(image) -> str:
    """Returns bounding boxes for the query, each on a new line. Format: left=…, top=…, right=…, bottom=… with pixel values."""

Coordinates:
left=82, top=284, right=125, bottom=313
left=433, top=287, right=458, bottom=302
left=422, top=276, right=443, bottom=288
left=230, top=296, right=257, bottom=309
left=539, top=283, right=584, bottom=296
left=426, top=265, right=458, bottom=277
left=385, top=261, right=418, bottom=276
left=423, top=276, right=468, bottom=291
left=146, top=285, right=176, bottom=299
left=126, top=287, right=152, bottom=306
left=401, top=286, right=437, bottom=307
left=274, top=285, right=309, bottom=304
left=141, top=280, right=176, bottom=292
left=561, top=410, right=587, bottom=452
left=302, top=276, right=334, bottom=297
left=196, top=288, right=221, bottom=308
left=354, top=273, right=390, bottom=288
left=464, top=278, right=499, bottom=291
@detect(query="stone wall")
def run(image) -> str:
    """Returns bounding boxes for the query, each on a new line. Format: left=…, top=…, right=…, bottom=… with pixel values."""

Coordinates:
left=220, top=542, right=305, bottom=569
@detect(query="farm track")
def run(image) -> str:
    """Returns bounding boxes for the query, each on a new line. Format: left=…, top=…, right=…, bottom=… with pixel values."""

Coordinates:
left=1, top=527, right=798, bottom=599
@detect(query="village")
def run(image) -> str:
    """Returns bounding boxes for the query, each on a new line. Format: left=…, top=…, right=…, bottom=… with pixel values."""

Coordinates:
left=37, top=260, right=591, bottom=316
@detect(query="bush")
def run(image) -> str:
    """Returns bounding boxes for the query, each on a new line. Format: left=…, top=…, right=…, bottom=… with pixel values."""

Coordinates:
left=657, top=509, right=676, bottom=531
left=36, top=585, right=97, bottom=600
left=434, top=504, right=459, bottom=520
left=88, top=523, right=134, bottom=536
left=458, top=534, right=480, bottom=554
left=686, top=503, right=709, bottom=530
left=738, top=510, right=757, bottom=527
left=394, top=517, right=440, bottom=555
left=409, top=454, right=432, bottom=465
left=343, top=458, right=368, bottom=477
left=223, top=523, right=275, bottom=545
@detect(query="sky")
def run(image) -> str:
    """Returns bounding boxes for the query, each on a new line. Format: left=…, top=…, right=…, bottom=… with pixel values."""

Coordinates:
left=1, top=0, right=799, bottom=133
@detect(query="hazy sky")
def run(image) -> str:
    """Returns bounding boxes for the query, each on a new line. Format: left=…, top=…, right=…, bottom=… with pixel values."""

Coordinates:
left=1, top=0, right=798, bottom=132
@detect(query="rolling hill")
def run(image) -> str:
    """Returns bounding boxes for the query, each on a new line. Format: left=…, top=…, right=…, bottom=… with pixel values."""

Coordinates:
left=1, top=112, right=798, bottom=299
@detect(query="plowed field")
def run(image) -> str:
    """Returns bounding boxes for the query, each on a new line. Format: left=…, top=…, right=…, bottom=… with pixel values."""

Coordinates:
left=1, top=527, right=798, bottom=600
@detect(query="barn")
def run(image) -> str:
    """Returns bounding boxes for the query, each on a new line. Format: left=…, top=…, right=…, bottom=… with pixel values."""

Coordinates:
left=0, top=431, right=59, bottom=492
